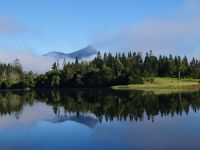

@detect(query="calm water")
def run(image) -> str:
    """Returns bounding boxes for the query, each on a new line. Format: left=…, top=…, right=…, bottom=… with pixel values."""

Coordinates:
left=0, top=89, right=200, bottom=150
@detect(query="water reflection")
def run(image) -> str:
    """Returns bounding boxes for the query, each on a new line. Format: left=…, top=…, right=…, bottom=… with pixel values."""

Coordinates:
left=48, top=115, right=99, bottom=128
left=1, top=90, right=200, bottom=150
left=0, top=89, right=200, bottom=122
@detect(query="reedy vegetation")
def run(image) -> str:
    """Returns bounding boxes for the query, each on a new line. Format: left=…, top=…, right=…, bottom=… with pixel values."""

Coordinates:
left=0, top=51, right=200, bottom=89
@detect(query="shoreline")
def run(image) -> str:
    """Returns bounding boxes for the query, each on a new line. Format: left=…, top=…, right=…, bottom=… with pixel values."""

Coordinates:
left=112, top=77, right=200, bottom=95
left=1, top=77, right=200, bottom=95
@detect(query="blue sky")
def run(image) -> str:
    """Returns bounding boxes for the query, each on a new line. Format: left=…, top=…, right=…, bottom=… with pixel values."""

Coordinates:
left=0, top=0, right=190, bottom=54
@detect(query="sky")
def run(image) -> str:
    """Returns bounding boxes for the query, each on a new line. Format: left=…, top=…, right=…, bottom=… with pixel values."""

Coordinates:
left=0, top=0, right=200, bottom=72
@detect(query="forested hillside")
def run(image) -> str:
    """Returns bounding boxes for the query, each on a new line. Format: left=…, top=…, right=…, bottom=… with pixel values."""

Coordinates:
left=1, top=51, right=200, bottom=89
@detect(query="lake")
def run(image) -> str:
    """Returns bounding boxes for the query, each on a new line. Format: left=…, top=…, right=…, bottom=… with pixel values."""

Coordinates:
left=0, top=89, right=200, bottom=150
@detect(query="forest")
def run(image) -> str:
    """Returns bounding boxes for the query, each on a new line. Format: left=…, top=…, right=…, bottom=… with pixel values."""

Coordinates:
left=0, top=51, right=200, bottom=89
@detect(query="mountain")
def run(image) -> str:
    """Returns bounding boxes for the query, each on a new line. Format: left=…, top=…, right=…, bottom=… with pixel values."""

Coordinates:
left=43, top=45, right=97, bottom=60
left=43, top=51, right=67, bottom=59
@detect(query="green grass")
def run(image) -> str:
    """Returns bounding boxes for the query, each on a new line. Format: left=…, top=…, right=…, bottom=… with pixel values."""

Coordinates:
left=112, top=77, right=200, bottom=95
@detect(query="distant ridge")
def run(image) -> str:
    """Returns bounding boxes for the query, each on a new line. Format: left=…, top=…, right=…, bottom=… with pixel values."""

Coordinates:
left=43, top=51, right=67, bottom=59
left=43, top=45, right=97, bottom=60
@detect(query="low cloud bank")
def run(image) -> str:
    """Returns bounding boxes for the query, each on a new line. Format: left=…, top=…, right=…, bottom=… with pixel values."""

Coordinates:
left=0, top=49, right=96, bottom=74
left=0, top=50, right=54, bottom=73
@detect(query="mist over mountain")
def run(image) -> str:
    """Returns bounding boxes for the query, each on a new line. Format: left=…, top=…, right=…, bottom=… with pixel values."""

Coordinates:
left=43, top=45, right=97, bottom=60
left=0, top=45, right=98, bottom=74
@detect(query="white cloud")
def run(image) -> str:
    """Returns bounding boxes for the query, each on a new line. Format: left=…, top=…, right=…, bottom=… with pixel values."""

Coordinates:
left=90, top=0, right=200, bottom=57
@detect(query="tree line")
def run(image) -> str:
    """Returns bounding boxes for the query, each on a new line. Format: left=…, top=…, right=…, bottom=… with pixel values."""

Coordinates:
left=0, top=51, right=200, bottom=89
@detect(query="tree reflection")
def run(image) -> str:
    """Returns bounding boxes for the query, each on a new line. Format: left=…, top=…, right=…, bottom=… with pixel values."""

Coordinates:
left=0, top=89, right=200, bottom=122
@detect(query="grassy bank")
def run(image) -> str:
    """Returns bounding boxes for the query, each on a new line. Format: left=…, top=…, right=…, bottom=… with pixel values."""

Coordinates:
left=112, top=77, right=200, bottom=94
